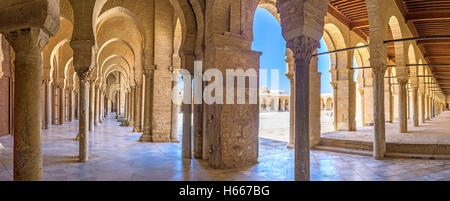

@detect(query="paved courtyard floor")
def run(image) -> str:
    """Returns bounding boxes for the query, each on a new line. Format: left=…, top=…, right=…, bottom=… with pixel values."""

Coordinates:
left=322, top=111, right=450, bottom=145
left=0, top=113, right=450, bottom=181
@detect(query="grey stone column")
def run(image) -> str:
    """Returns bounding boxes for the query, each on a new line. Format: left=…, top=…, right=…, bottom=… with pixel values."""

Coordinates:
left=287, top=36, right=319, bottom=181
left=141, top=69, right=155, bottom=142
left=412, top=87, right=419, bottom=127
left=133, top=84, right=143, bottom=132
left=182, top=77, right=193, bottom=159
left=398, top=79, right=408, bottom=133
left=5, top=27, right=51, bottom=181
left=44, top=79, right=51, bottom=129
left=89, top=81, right=95, bottom=131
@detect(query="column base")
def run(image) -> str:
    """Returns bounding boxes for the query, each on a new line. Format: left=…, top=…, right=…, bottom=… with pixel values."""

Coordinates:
left=171, top=139, right=180, bottom=142
left=287, top=143, right=294, bottom=149
left=133, top=127, right=142, bottom=133
left=129, top=121, right=135, bottom=127
left=139, top=134, right=152, bottom=142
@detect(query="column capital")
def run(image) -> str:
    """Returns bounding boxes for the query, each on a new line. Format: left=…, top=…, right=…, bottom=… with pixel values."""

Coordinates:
left=287, top=35, right=320, bottom=62
left=4, top=28, right=50, bottom=57
left=144, top=67, right=156, bottom=77
left=398, top=78, right=409, bottom=86
left=70, top=40, right=95, bottom=74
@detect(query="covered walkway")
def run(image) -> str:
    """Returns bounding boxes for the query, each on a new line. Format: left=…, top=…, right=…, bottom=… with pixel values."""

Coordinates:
left=1, top=114, right=450, bottom=181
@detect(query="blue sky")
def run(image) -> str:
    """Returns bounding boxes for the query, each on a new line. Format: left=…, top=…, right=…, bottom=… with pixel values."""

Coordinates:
left=252, top=8, right=333, bottom=94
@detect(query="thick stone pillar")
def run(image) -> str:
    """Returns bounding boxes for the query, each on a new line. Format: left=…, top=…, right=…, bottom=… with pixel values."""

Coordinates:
left=331, top=69, right=357, bottom=131
left=372, top=63, right=386, bottom=159
left=89, top=81, right=95, bottom=131
left=59, top=86, right=65, bottom=125
left=133, top=84, right=143, bottom=132
left=94, top=86, right=99, bottom=126
left=141, top=69, right=155, bottom=142
left=398, top=79, right=408, bottom=133
left=412, top=87, right=419, bottom=127
left=44, top=79, right=51, bottom=129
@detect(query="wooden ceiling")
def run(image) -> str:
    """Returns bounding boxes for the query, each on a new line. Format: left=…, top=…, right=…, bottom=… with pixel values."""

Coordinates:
left=329, top=0, right=450, bottom=95
left=395, top=0, right=450, bottom=95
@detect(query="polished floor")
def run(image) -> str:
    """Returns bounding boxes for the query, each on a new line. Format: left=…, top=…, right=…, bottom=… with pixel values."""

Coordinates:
left=322, top=111, right=450, bottom=145
left=1, top=114, right=450, bottom=181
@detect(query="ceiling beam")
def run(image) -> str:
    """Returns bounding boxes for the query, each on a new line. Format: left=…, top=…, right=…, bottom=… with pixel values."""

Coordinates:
left=406, top=11, right=450, bottom=22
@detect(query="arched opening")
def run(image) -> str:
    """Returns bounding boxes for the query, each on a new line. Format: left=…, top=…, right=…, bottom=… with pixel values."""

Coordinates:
left=252, top=7, right=289, bottom=142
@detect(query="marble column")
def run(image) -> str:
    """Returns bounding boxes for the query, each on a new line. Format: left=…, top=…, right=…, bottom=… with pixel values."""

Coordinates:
left=398, top=79, right=408, bottom=133
left=94, top=86, right=99, bottom=126
left=133, top=84, right=143, bottom=132
left=129, top=86, right=135, bottom=126
left=385, top=71, right=394, bottom=123
left=59, top=86, right=65, bottom=125
left=68, top=89, right=73, bottom=122
left=44, top=79, right=51, bottom=129
left=288, top=36, right=319, bottom=181
left=99, top=91, right=103, bottom=123
left=287, top=75, right=295, bottom=149
left=141, top=69, right=155, bottom=142
left=171, top=80, right=180, bottom=142
left=5, top=27, right=52, bottom=181
left=412, top=87, right=419, bottom=127
left=181, top=77, right=192, bottom=159
left=89, top=81, right=95, bottom=131
left=77, top=75, right=90, bottom=162
left=420, top=92, right=426, bottom=123
left=116, top=91, right=120, bottom=119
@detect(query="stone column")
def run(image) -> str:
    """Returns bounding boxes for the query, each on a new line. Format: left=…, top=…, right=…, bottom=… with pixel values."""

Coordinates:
left=182, top=76, right=193, bottom=159
left=44, top=79, right=51, bottom=129
left=170, top=77, right=180, bottom=142
left=420, top=92, right=426, bottom=123
left=412, top=87, right=419, bottom=127
left=116, top=90, right=120, bottom=119
left=133, top=84, right=143, bottom=132
left=89, top=81, right=95, bottom=131
left=129, top=86, right=135, bottom=126
left=372, top=62, right=386, bottom=159
left=59, top=86, right=65, bottom=125
left=94, top=85, right=99, bottom=126
left=68, top=89, right=73, bottom=122
left=99, top=91, right=103, bottom=123
left=287, top=75, right=295, bottom=148
left=4, top=27, right=53, bottom=180
left=385, top=70, right=393, bottom=123
left=407, top=90, right=411, bottom=120
left=141, top=68, right=155, bottom=142
left=77, top=74, right=90, bottom=162
left=398, top=79, right=408, bottom=133
left=288, top=36, right=320, bottom=181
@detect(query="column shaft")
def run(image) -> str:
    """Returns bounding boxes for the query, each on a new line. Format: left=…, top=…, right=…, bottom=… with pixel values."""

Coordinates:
left=171, top=80, right=180, bottom=142
left=141, top=69, right=155, bottom=142
left=89, top=82, right=94, bottom=131
left=412, top=87, right=419, bottom=127
left=288, top=78, right=295, bottom=148
left=373, top=70, right=386, bottom=159
left=9, top=28, right=48, bottom=181
left=133, top=84, right=143, bottom=132
left=398, top=81, right=408, bottom=133
left=78, top=78, right=89, bottom=162
left=44, top=80, right=51, bottom=129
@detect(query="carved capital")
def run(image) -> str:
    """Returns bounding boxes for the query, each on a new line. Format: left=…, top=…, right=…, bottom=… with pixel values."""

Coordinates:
left=144, top=68, right=155, bottom=77
left=287, top=35, right=320, bottom=61
left=70, top=40, right=95, bottom=74
left=398, top=78, right=409, bottom=86
left=5, top=27, right=50, bottom=57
